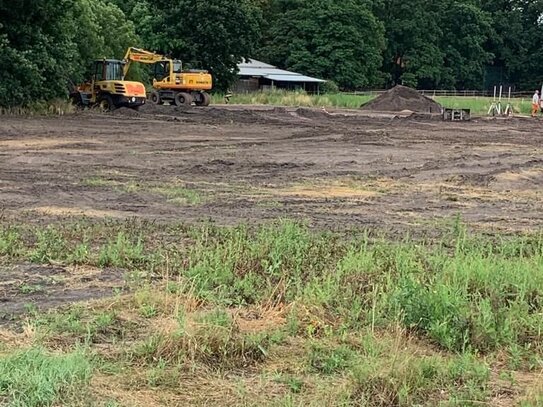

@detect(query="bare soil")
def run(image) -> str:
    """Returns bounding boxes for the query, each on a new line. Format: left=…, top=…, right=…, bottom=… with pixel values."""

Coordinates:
left=1, top=106, right=542, bottom=405
left=0, top=263, right=125, bottom=323
left=2, top=105, right=543, bottom=317
left=361, top=85, right=443, bottom=113
left=1, top=105, right=542, bottom=232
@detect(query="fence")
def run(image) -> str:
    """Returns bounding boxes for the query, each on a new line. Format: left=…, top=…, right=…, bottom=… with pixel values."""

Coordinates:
left=344, top=89, right=533, bottom=99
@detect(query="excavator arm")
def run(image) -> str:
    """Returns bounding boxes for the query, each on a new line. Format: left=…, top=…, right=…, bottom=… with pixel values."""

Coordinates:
left=122, top=47, right=165, bottom=78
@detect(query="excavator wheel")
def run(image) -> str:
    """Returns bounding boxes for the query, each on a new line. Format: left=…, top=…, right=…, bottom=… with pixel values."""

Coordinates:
left=174, top=92, right=193, bottom=107
left=195, top=92, right=211, bottom=107
left=150, top=91, right=161, bottom=105
left=97, top=94, right=115, bottom=112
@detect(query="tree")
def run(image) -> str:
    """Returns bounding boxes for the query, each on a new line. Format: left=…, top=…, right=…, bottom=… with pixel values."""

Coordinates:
left=259, top=0, right=385, bottom=89
left=482, top=0, right=543, bottom=89
left=142, top=0, right=262, bottom=91
left=0, top=0, right=79, bottom=106
left=73, top=0, right=138, bottom=64
left=375, top=0, right=493, bottom=89
left=374, top=0, right=444, bottom=88
left=0, top=0, right=137, bottom=107
left=440, top=1, right=493, bottom=89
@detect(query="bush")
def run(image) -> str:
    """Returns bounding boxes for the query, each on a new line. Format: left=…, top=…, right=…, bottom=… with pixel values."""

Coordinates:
left=320, top=80, right=340, bottom=94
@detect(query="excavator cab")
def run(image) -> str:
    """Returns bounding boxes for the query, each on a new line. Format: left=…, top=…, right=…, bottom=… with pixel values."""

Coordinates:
left=153, top=61, right=170, bottom=82
left=153, top=60, right=185, bottom=83
left=92, top=59, right=124, bottom=81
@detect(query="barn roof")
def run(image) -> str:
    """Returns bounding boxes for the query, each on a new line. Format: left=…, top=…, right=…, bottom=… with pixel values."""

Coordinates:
left=238, top=59, right=325, bottom=83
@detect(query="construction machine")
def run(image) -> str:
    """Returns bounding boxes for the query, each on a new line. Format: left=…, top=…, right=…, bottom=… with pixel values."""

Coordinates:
left=70, top=59, right=147, bottom=111
left=123, top=47, right=213, bottom=107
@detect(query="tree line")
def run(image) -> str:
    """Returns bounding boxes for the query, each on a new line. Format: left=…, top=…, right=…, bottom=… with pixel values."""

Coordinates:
left=1, top=0, right=542, bottom=106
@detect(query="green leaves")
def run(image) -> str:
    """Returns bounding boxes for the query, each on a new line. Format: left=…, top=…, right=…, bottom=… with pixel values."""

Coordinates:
left=259, top=0, right=386, bottom=89
left=140, top=0, right=262, bottom=91
left=2, top=0, right=543, bottom=106
left=0, top=0, right=138, bottom=107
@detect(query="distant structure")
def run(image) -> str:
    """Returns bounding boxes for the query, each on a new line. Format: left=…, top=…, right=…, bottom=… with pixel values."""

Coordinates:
left=235, top=59, right=325, bottom=93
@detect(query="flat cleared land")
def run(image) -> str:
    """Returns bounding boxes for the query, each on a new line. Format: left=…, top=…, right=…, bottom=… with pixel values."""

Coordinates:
left=1, top=106, right=543, bottom=406
left=1, top=106, right=543, bottom=231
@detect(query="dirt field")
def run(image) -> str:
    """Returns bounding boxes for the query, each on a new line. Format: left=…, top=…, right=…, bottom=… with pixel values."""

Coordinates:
left=2, top=106, right=543, bottom=406
left=1, top=105, right=542, bottom=232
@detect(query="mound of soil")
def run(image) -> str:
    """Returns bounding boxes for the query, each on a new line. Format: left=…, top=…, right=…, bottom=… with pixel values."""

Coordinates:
left=361, top=85, right=442, bottom=113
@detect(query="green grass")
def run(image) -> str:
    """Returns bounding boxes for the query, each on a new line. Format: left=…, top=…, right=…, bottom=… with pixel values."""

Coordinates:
left=151, top=185, right=203, bottom=205
left=82, top=176, right=204, bottom=206
left=0, top=99, right=75, bottom=116
left=436, top=96, right=532, bottom=115
left=212, top=90, right=371, bottom=109
left=211, top=89, right=534, bottom=115
left=1, top=219, right=542, bottom=405
left=0, top=348, right=92, bottom=407
left=2, top=220, right=543, bottom=356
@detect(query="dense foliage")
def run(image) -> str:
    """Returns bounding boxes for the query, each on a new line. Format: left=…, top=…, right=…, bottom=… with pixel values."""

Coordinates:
left=1, top=0, right=543, bottom=105
left=258, top=0, right=385, bottom=89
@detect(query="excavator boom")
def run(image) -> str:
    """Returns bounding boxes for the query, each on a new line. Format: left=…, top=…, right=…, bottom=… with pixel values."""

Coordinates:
left=123, top=47, right=165, bottom=77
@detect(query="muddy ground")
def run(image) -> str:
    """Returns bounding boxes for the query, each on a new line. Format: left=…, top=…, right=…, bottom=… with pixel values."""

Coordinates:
left=1, top=105, right=543, bottom=318
left=1, top=105, right=542, bottom=232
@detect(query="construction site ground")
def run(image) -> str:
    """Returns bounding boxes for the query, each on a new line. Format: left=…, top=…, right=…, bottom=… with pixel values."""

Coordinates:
left=2, top=105, right=543, bottom=406
left=1, top=105, right=542, bottom=233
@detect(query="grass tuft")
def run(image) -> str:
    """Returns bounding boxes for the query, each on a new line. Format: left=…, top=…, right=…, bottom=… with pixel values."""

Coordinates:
left=0, top=348, right=92, bottom=407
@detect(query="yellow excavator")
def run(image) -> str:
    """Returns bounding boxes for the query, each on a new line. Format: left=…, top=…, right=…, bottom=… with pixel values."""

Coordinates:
left=70, top=59, right=147, bottom=111
left=123, top=47, right=213, bottom=107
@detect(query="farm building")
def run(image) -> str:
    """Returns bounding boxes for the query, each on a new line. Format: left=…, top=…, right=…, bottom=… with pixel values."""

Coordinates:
left=234, top=59, right=325, bottom=93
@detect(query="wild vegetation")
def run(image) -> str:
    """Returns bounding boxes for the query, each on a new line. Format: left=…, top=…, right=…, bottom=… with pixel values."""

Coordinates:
left=212, top=90, right=534, bottom=115
left=3, top=0, right=543, bottom=107
left=1, top=219, right=542, bottom=405
left=2, top=1, right=543, bottom=405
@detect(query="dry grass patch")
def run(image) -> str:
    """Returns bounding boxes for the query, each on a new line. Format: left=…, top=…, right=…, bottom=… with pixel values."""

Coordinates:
left=270, top=178, right=397, bottom=200
left=279, top=185, right=378, bottom=199
left=31, top=206, right=127, bottom=219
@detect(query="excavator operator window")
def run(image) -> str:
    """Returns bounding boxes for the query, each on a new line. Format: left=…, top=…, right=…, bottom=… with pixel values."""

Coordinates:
left=93, top=61, right=104, bottom=81
left=92, top=60, right=123, bottom=81
left=105, top=62, right=123, bottom=81
left=154, top=62, right=168, bottom=81
left=173, top=62, right=183, bottom=74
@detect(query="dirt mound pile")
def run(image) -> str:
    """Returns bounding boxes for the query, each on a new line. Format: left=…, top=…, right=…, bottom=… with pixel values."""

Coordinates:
left=361, top=85, right=442, bottom=113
